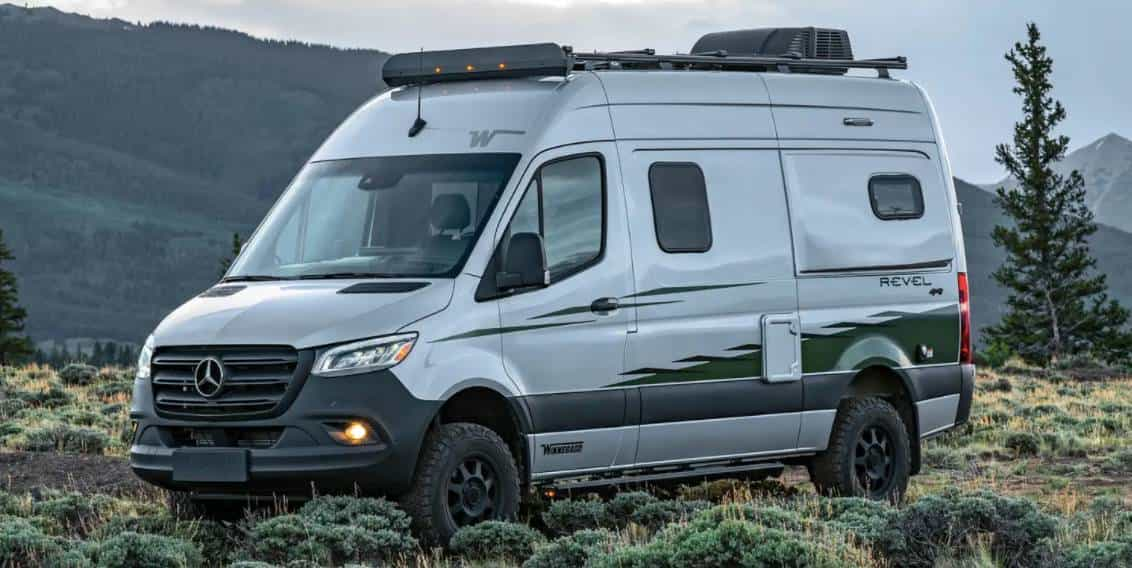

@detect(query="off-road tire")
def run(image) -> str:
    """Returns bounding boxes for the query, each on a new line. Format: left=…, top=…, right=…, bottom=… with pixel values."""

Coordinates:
left=810, top=396, right=911, bottom=502
left=401, top=422, right=521, bottom=547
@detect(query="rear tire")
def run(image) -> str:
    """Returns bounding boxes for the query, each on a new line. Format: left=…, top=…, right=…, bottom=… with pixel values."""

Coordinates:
left=810, top=396, right=910, bottom=502
left=401, top=423, right=520, bottom=546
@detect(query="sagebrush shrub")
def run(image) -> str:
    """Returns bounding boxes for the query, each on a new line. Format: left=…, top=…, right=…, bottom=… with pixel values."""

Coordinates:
left=0, top=398, right=25, bottom=420
left=0, top=516, right=85, bottom=567
left=248, top=514, right=333, bottom=565
left=1004, top=431, right=1041, bottom=457
left=298, top=495, right=410, bottom=533
left=92, top=513, right=229, bottom=557
left=595, top=519, right=844, bottom=568
left=1101, top=449, right=1132, bottom=474
left=877, top=489, right=1058, bottom=568
left=451, top=520, right=544, bottom=562
left=32, top=492, right=116, bottom=535
left=984, top=376, right=1014, bottom=392
left=523, top=529, right=613, bottom=568
left=85, top=531, right=204, bottom=567
left=629, top=499, right=711, bottom=530
left=59, top=364, right=98, bottom=386
left=607, top=492, right=657, bottom=526
left=0, top=492, right=22, bottom=516
left=12, top=381, right=74, bottom=408
left=250, top=497, right=417, bottom=566
left=1061, top=540, right=1132, bottom=568
left=93, top=382, right=132, bottom=400
left=13, top=424, right=109, bottom=454
left=543, top=499, right=610, bottom=535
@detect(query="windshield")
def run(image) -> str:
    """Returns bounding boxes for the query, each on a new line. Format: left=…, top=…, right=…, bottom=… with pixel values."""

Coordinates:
left=228, top=153, right=521, bottom=280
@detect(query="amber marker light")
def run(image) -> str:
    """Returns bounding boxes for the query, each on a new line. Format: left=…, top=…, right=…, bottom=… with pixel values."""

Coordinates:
left=466, top=64, right=475, bottom=71
left=498, top=62, right=507, bottom=69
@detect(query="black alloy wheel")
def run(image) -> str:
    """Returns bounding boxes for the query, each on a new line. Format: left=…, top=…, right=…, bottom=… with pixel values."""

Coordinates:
left=854, top=424, right=897, bottom=497
left=446, top=454, right=501, bottom=526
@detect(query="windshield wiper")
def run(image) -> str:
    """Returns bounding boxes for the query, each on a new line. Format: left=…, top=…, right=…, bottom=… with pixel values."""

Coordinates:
left=221, top=275, right=289, bottom=283
left=297, top=272, right=392, bottom=280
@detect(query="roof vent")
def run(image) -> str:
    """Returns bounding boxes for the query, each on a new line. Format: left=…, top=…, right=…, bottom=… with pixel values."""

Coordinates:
left=692, top=27, right=853, bottom=67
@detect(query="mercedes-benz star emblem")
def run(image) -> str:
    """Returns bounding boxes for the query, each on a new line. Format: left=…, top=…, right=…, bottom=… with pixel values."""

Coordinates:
left=194, top=357, right=225, bottom=398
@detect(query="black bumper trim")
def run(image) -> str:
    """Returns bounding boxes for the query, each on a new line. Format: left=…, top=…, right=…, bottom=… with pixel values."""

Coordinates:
left=129, top=368, right=440, bottom=496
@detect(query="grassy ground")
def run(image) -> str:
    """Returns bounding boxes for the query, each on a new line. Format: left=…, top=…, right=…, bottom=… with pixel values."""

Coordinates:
left=0, top=363, right=1129, bottom=567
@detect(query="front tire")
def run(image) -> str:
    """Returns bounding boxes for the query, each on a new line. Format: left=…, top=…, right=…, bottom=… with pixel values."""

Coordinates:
left=401, top=423, right=520, bottom=546
left=810, top=397, right=911, bottom=501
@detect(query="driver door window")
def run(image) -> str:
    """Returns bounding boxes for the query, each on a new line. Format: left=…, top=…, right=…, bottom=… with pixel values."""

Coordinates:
left=502, top=155, right=604, bottom=282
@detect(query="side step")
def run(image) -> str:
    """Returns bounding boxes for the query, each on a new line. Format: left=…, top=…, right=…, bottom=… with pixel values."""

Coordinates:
left=547, top=460, right=785, bottom=492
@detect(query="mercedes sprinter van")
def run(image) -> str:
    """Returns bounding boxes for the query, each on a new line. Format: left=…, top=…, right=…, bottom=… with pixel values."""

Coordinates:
left=130, top=28, right=975, bottom=543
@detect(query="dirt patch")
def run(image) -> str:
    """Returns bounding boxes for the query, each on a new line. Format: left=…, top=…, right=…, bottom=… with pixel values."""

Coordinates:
left=1, top=451, right=154, bottom=496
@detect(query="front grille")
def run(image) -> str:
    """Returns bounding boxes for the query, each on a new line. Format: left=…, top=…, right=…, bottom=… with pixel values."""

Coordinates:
left=151, top=346, right=304, bottom=419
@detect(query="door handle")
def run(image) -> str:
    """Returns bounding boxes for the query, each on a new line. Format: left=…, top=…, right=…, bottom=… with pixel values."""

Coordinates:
left=590, top=297, right=620, bottom=313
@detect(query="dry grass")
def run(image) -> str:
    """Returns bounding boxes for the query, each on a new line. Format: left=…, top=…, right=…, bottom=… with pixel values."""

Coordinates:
left=1, top=363, right=1129, bottom=566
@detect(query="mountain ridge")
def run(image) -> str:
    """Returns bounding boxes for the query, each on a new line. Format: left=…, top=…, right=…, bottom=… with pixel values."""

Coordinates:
left=979, top=132, right=1132, bottom=233
left=0, top=4, right=387, bottom=342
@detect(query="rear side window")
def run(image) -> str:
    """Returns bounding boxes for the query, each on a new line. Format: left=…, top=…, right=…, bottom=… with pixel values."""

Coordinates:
left=648, top=163, right=712, bottom=253
left=869, top=174, right=924, bottom=220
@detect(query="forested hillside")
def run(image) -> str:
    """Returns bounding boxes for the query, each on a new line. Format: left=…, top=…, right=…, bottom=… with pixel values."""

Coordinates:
left=0, top=4, right=386, bottom=342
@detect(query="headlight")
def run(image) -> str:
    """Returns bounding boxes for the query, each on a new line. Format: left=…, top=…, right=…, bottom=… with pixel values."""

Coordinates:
left=137, top=335, right=155, bottom=379
left=313, top=333, right=417, bottom=377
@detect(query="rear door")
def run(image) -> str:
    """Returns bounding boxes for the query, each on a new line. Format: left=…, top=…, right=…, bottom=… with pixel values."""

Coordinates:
left=781, top=148, right=962, bottom=438
left=619, top=147, right=803, bottom=466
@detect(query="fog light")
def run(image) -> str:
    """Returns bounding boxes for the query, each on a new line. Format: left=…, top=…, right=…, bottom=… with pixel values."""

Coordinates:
left=325, top=420, right=378, bottom=446
left=344, top=422, right=369, bottom=442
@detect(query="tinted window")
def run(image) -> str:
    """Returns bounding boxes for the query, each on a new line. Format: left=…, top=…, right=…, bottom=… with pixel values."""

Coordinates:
left=649, top=163, right=712, bottom=253
left=541, top=157, right=604, bottom=279
left=869, top=175, right=924, bottom=220
left=500, top=155, right=605, bottom=283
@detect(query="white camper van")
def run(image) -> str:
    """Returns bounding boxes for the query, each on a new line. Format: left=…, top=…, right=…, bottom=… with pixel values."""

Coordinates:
left=130, top=28, right=975, bottom=543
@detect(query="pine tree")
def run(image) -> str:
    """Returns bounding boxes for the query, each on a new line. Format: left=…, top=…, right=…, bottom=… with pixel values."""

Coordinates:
left=219, top=232, right=243, bottom=278
left=0, top=228, right=33, bottom=365
left=985, top=23, right=1132, bottom=366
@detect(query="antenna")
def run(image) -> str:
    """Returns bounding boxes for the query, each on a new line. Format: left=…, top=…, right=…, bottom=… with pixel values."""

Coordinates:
left=408, top=48, right=427, bottom=138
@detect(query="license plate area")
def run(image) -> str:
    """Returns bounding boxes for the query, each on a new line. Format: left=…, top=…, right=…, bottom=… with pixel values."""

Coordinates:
left=172, top=449, right=248, bottom=482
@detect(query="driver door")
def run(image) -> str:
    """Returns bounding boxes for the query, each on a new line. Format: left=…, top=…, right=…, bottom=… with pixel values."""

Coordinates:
left=490, top=145, right=637, bottom=477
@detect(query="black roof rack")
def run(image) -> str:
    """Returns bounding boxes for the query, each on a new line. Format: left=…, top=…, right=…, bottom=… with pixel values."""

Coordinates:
left=570, top=49, right=907, bottom=79
left=381, top=42, right=907, bottom=86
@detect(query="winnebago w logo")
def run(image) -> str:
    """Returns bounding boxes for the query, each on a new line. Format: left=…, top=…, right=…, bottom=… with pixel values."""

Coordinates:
left=469, top=129, right=525, bottom=148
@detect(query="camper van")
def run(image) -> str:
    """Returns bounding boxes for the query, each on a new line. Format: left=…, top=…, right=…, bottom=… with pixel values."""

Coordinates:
left=130, top=28, right=975, bottom=543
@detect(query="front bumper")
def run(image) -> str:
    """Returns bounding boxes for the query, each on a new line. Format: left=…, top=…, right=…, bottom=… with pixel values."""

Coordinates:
left=129, top=368, right=440, bottom=496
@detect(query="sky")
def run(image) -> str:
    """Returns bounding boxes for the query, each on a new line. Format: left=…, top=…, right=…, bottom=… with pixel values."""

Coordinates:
left=26, top=0, right=1132, bottom=183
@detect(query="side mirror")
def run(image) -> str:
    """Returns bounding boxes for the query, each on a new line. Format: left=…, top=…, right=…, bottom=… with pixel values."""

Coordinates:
left=496, top=232, right=549, bottom=291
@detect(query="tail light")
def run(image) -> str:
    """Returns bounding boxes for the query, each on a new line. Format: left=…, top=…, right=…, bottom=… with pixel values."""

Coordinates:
left=958, top=272, right=972, bottom=364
